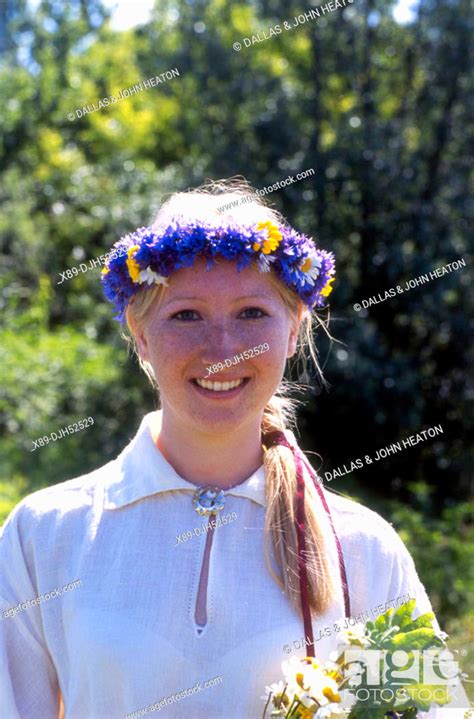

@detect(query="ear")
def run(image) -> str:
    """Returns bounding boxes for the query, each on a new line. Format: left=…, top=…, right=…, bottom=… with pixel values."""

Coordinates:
left=128, top=314, right=150, bottom=363
left=287, top=304, right=306, bottom=358
left=135, top=327, right=150, bottom=363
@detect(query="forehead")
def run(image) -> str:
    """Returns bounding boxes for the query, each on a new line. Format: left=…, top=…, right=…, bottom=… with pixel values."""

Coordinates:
left=162, top=257, right=283, bottom=302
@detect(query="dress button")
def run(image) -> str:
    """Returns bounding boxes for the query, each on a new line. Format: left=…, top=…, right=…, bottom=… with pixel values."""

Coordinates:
left=192, top=486, right=225, bottom=516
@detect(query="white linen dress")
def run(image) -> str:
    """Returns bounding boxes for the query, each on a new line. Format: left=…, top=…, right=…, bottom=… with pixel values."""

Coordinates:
left=0, top=412, right=469, bottom=718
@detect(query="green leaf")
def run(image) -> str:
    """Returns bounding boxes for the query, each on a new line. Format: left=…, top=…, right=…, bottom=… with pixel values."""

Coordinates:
left=374, top=612, right=390, bottom=632
left=389, top=628, right=441, bottom=650
left=410, top=612, right=436, bottom=630
left=390, top=599, right=417, bottom=630
left=404, top=683, right=452, bottom=711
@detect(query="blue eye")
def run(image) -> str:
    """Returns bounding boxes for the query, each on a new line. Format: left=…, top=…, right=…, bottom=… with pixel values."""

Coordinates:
left=240, top=307, right=267, bottom=319
left=172, top=310, right=200, bottom=321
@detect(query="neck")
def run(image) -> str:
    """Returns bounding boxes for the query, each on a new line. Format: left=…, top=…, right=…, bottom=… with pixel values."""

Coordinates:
left=150, top=410, right=265, bottom=489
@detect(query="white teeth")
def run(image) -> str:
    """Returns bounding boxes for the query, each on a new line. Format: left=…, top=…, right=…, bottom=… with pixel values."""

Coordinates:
left=195, top=378, right=245, bottom=391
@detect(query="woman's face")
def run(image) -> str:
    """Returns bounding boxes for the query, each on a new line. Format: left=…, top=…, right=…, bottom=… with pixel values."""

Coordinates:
left=135, top=258, right=303, bottom=436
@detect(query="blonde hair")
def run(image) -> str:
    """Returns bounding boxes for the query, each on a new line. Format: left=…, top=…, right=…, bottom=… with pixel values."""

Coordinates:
left=125, top=177, right=336, bottom=617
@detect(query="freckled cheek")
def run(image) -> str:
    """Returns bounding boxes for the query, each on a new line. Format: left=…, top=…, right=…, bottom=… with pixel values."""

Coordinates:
left=262, top=326, right=292, bottom=361
left=149, top=336, right=198, bottom=372
left=230, top=324, right=282, bottom=351
left=259, top=351, right=288, bottom=386
left=143, top=324, right=196, bottom=372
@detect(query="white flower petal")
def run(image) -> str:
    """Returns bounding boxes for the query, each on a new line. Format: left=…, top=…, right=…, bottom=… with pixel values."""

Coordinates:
left=315, top=704, right=348, bottom=718
left=257, top=254, right=277, bottom=273
left=138, top=267, right=169, bottom=286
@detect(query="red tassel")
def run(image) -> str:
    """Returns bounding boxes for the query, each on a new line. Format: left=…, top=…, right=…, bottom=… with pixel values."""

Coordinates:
left=296, top=447, right=351, bottom=618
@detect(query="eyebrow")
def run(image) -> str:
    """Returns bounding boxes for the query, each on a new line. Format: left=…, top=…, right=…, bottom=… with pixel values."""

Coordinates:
left=162, top=293, right=270, bottom=306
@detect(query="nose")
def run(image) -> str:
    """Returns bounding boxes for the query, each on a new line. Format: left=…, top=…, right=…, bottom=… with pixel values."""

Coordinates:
left=200, top=321, right=241, bottom=366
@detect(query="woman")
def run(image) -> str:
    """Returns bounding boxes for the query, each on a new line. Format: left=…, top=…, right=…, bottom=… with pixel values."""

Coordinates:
left=0, top=179, right=466, bottom=718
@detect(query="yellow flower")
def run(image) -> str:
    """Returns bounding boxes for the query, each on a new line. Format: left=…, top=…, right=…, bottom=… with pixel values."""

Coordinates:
left=323, top=685, right=341, bottom=703
left=297, top=708, right=314, bottom=719
left=255, top=221, right=283, bottom=254
left=126, top=244, right=141, bottom=283
left=101, top=267, right=109, bottom=276
left=321, top=277, right=335, bottom=297
left=296, top=671, right=305, bottom=689
left=303, top=657, right=322, bottom=671
left=325, top=666, right=344, bottom=683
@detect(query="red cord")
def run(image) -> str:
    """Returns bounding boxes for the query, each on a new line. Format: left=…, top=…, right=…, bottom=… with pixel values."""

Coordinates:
left=263, top=430, right=351, bottom=655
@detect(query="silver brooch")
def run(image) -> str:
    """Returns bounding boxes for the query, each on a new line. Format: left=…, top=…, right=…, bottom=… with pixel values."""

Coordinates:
left=192, top=486, right=225, bottom=516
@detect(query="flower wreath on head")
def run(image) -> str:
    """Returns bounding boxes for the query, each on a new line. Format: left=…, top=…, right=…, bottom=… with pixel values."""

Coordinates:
left=101, top=219, right=336, bottom=321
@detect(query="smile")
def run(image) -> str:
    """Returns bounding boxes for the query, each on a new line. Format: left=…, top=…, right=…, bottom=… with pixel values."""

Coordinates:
left=194, top=378, right=246, bottom=392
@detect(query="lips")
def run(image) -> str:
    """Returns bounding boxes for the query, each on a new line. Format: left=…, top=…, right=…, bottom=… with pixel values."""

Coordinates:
left=191, top=377, right=250, bottom=395
left=195, top=378, right=245, bottom=392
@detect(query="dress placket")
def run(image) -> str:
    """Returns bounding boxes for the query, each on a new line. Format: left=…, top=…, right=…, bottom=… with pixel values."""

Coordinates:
left=193, top=515, right=215, bottom=634
left=191, top=486, right=225, bottom=636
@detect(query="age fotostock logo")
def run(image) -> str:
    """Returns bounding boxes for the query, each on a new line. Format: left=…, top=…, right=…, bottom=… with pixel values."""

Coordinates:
left=341, top=647, right=460, bottom=706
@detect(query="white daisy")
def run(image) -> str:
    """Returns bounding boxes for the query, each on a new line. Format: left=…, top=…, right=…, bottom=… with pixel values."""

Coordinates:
left=257, top=253, right=277, bottom=273
left=306, top=673, right=341, bottom=707
left=340, top=623, right=370, bottom=648
left=261, top=679, right=285, bottom=702
left=282, top=655, right=304, bottom=680
left=282, top=658, right=341, bottom=709
left=300, top=253, right=322, bottom=285
left=315, top=703, right=348, bottom=718
left=138, top=267, right=169, bottom=286
left=297, top=690, right=315, bottom=708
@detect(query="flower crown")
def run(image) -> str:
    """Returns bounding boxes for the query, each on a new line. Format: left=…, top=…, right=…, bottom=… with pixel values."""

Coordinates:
left=101, top=220, right=336, bottom=321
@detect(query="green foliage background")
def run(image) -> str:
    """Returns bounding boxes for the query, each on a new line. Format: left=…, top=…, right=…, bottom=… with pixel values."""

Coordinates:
left=0, top=0, right=472, bottom=696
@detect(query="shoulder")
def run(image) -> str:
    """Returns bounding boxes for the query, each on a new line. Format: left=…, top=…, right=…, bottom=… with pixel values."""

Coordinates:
left=324, top=488, right=392, bottom=528
left=321, top=488, right=413, bottom=567
left=319, top=489, right=434, bottom=615
left=0, top=413, right=156, bottom=543
left=0, top=411, right=157, bottom=553
left=0, top=460, right=115, bottom=549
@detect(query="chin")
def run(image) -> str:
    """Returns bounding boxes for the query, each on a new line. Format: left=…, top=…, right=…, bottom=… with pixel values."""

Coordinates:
left=187, top=406, right=250, bottom=432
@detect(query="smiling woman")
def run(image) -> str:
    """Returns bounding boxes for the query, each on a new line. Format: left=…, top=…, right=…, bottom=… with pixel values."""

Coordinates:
left=0, top=178, right=459, bottom=718
left=120, top=181, right=338, bottom=624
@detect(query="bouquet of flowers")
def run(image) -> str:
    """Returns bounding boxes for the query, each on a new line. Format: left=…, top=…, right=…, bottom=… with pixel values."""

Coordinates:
left=262, top=600, right=465, bottom=719
left=261, top=654, right=349, bottom=718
